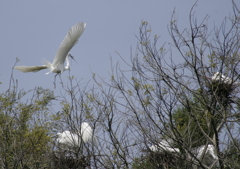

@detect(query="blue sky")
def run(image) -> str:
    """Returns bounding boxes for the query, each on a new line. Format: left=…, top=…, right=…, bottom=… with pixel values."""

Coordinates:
left=0, top=1, right=237, bottom=94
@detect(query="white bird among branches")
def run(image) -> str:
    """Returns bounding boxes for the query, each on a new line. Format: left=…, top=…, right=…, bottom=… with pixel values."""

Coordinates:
left=14, top=22, right=86, bottom=74
left=56, top=122, right=93, bottom=148
left=150, top=140, right=218, bottom=167
left=192, top=144, right=219, bottom=166
left=212, top=72, right=232, bottom=85
left=149, top=139, right=180, bottom=153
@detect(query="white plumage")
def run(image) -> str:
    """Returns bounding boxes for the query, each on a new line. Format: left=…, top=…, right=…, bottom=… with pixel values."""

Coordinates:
left=149, top=139, right=180, bottom=153
left=150, top=140, right=218, bottom=166
left=212, top=72, right=232, bottom=85
left=14, top=22, right=86, bottom=74
left=194, top=144, right=218, bottom=161
left=56, top=122, right=93, bottom=148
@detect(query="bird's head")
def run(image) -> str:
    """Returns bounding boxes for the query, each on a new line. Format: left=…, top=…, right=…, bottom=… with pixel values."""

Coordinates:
left=56, top=132, right=63, bottom=138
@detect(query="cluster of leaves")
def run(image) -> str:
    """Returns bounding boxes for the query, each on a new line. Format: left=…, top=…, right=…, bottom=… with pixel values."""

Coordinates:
left=0, top=87, right=55, bottom=168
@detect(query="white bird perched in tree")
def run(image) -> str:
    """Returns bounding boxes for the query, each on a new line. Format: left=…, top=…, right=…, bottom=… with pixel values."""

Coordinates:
left=187, top=144, right=219, bottom=167
left=149, top=139, right=180, bottom=153
left=56, top=122, right=93, bottom=148
left=150, top=141, right=218, bottom=167
left=14, top=22, right=86, bottom=74
left=212, top=72, right=232, bottom=85
left=195, top=144, right=218, bottom=160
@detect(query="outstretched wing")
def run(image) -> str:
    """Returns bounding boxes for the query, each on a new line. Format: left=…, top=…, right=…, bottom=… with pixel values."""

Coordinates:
left=14, top=65, right=48, bottom=73
left=52, top=22, right=86, bottom=67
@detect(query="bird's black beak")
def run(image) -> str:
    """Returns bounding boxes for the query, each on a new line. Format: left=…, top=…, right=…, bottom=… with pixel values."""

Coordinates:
left=68, top=53, right=78, bottom=64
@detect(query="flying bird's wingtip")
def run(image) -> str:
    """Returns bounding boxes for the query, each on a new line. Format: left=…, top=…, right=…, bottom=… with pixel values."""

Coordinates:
left=14, top=66, right=24, bottom=72
left=77, top=22, right=86, bottom=28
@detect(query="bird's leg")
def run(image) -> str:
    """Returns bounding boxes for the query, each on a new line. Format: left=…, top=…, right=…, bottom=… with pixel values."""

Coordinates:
left=53, top=73, right=59, bottom=89
left=53, top=73, right=64, bottom=88
left=59, top=73, right=64, bottom=88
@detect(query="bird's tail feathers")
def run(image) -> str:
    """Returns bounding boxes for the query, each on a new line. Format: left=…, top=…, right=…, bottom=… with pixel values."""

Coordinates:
left=14, top=65, right=48, bottom=73
left=43, top=58, right=53, bottom=74
left=43, top=58, right=52, bottom=68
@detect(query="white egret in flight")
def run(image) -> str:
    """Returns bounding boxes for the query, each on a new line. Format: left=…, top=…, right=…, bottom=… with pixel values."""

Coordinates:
left=56, top=122, right=93, bottom=148
left=14, top=22, right=86, bottom=74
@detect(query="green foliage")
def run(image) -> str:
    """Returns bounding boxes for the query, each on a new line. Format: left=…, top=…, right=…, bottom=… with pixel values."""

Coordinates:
left=224, top=139, right=240, bottom=169
left=61, top=101, right=71, bottom=116
left=132, top=157, right=156, bottom=169
left=0, top=87, right=55, bottom=168
left=172, top=94, right=221, bottom=147
left=132, top=152, right=183, bottom=169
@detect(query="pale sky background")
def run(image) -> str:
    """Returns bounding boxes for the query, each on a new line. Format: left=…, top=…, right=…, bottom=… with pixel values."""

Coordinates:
left=0, top=1, right=238, bottom=100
